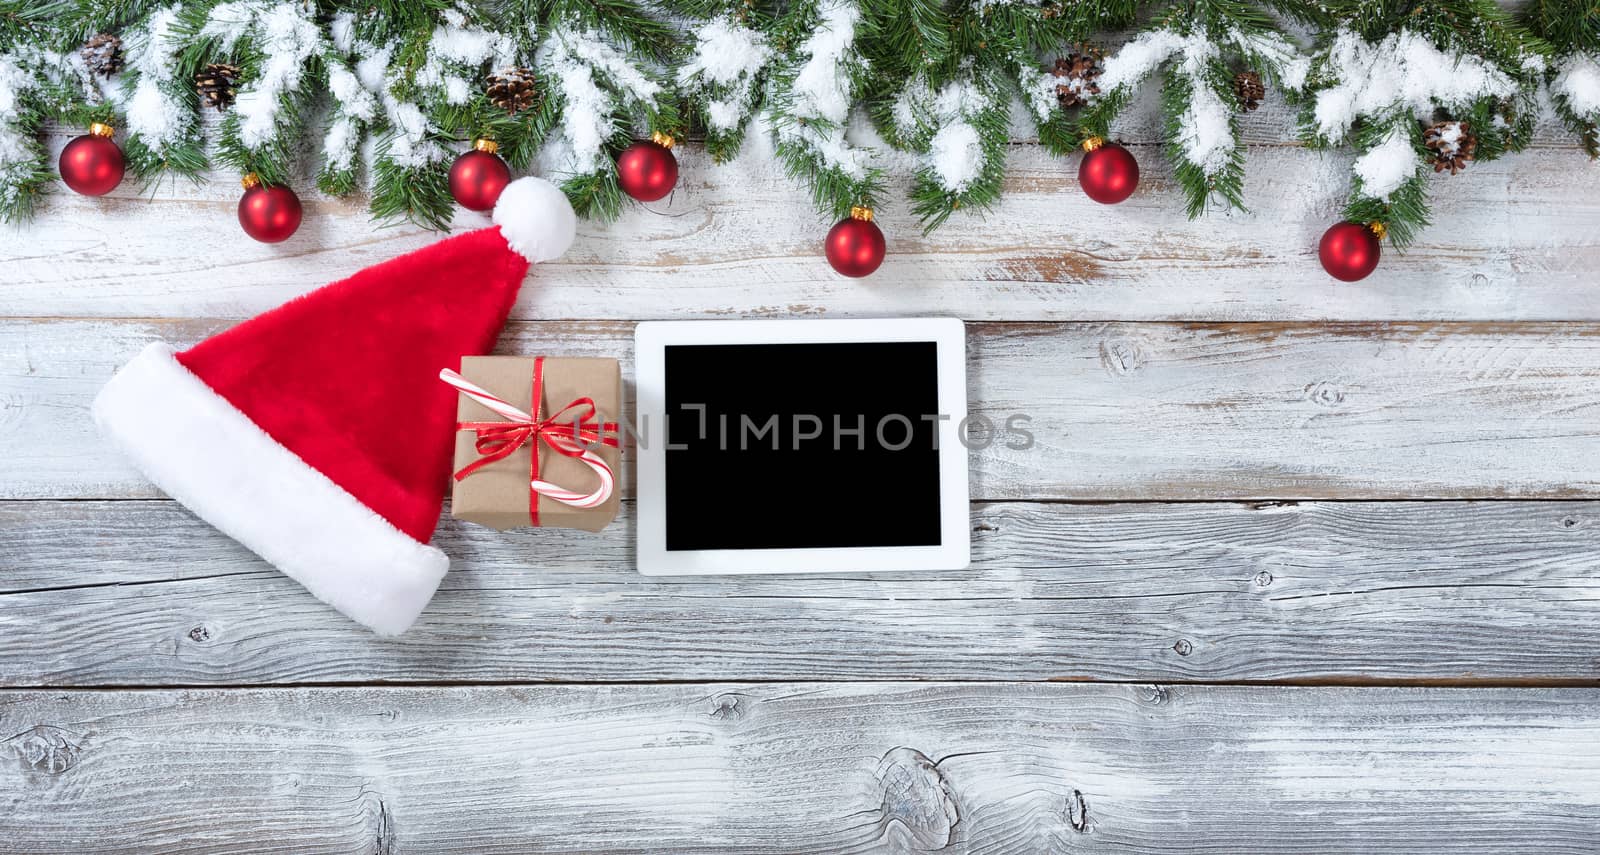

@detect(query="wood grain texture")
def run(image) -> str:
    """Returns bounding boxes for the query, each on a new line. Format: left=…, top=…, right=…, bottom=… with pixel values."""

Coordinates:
left=4, top=144, right=1599, bottom=323
left=6, top=317, right=1598, bottom=501
left=2, top=683, right=1598, bottom=853
left=3, top=499, right=1597, bottom=685
left=4, top=45, right=1600, bottom=848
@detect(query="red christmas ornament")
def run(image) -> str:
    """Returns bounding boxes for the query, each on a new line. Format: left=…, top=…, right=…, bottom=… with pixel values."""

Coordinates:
left=448, top=139, right=512, bottom=212
left=616, top=133, right=678, bottom=202
left=825, top=207, right=886, bottom=278
left=238, top=174, right=303, bottom=243
left=1318, top=221, right=1383, bottom=282
left=59, top=122, right=125, bottom=196
left=1078, top=138, right=1138, bottom=205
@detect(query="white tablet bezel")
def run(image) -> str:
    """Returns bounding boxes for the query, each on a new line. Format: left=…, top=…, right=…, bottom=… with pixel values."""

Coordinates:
left=634, top=318, right=970, bottom=576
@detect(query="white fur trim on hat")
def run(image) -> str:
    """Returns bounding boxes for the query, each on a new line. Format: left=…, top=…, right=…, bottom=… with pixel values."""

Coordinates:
left=493, top=176, right=578, bottom=263
left=91, top=343, right=450, bottom=636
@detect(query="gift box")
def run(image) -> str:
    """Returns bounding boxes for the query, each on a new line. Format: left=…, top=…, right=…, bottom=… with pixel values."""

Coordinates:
left=447, top=356, right=622, bottom=532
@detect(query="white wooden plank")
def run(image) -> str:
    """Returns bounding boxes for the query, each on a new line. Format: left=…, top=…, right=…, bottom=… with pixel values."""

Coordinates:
left=2, top=683, right=1597, bottom=853
left=4, top=318, right=1598, bottom=501
left=4, top=144, right=1600, bottom=322
left=3, top=499, right=1597, bottom=685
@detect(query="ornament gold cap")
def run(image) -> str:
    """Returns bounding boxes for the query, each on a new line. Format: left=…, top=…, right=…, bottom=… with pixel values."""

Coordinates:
left=88, top=121, right=115, bottom=138
left=1081, top=136, right=1104, bottom=152
left=240, top=172, right=262, bottom=190
left=473, top=138, right=499, bottom=154
left=650, top=131, right=676, bottom=149
left=1368, top=221, right=1388, bottom=240
left=849, top=205, right=874, bottom=222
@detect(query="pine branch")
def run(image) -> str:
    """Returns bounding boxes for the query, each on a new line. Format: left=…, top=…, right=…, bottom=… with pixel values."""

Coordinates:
left=1344, top=173, right=1428, bottom=249
left=315, top=37, right=372, bottom=196
left=882, top=63, right=1011, bottom=231
left=370, top=141, right=453, bottom=229
left=1524, top=0, right=1600, bottom=158
left=541, top=19, right=679, bottom=221
left=562, top=167, right=623, bottom=219
left=0, top=0, right=1581, bottom=241
left=1524, top=0, right=1600, bottom=54
left=547, top=0, right=676, bottom=59
left=674, top=13, right=775, bottom=162
left=474, top=82, right=562, bottom=170
left=1079, top=2, right=1307, bottom=218
left=857, top=0, right=947, bottom=74
left=1161, top=61, right=1246, bottom=218
left=764, top=0, right=884, bottom=220
left=44, top=0, right=164, bottom=44
left=136, top=8, right=210, bottom=180
left=0, top=56, right=52, bottom=223
left=192, top=2, right=326, bottom=185
left=906, top=100, right=1008, bottom=231
left=1344, top=116, right=1429, bottom=248
left=1016, top=0, right=1138, bottom=51
left=1300, top=1, right=1549, bottom=248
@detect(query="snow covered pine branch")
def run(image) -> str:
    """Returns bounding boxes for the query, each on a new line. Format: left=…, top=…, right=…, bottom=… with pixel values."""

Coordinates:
left=1300, top=11, right=1546, bottom=249
left=4, top=0, right=1597, bottom=278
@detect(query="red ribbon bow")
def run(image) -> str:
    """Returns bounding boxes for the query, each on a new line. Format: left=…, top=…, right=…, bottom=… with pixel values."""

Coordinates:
left=442, top=357, right=619, bottom=526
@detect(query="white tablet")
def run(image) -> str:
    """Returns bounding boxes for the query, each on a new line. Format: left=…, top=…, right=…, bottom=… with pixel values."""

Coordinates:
left=634, top=318, right=970, bottom=575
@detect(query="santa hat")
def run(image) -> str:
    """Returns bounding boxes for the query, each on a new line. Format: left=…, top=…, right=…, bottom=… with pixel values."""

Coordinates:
left=91, top=177, right=577, bottom=636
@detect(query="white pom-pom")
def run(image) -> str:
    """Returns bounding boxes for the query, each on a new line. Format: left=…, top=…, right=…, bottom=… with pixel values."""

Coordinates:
left=492, top=177, right=577, bottom=263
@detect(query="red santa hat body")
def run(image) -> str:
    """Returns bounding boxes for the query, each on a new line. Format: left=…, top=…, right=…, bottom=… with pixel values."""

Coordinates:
left=92, top=177, right=576, bottom=636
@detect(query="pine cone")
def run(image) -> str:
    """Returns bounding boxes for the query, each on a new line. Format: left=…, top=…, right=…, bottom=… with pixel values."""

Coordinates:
left=1233, top=71, right=1265, bottom=111
left=486, top=67, right=539, bottom=114
left=195, top=63, right=241, bottom=111
left=1423, top=120, right=1476, bottom=174
left=81, top=34, right=124, bottom=77
left=1050, top=48, right=1102, bottom=110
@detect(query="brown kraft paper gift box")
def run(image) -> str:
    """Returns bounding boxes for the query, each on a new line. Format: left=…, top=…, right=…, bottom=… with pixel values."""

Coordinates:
left=450, top=356, right=622, bottom=532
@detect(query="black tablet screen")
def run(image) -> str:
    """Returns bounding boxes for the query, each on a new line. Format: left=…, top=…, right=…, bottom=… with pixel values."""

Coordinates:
left=664, top=342, right=943, bottom=551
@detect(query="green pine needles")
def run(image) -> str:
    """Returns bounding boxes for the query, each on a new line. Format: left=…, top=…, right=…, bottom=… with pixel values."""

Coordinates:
left=1525, top=0, right=1600, bottom=157
left=1296, top=0, right=1548, bottom=246
left=1, top=0, right=1597, bottom=248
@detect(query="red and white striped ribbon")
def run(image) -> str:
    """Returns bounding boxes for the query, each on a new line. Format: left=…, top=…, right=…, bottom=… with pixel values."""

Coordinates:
left=440, top=368, right=615, bottom=510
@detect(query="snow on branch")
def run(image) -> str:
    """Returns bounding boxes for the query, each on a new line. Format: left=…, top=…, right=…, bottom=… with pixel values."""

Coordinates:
left=677, top=18, right=771, bottom=158
left=766, top=0, right=881, bottom=217
left=124, top=7, right=196, bottom=154
left=0, top=54, right=47, bottom=218
left=1308, top=29, right=1517, bottom=144
left=1351, top=123, right=1421, bottom=200
left=6, top=0, right=1593, bottom=243
left=545, top=24, right=661, bottom=175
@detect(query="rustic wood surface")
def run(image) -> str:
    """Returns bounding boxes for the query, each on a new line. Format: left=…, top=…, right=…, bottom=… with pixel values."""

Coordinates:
left=6, top=318, right=1600, bottom=501
left=4, top=67, right=1600, bottom=850
left=3, top=500, right=1597, bottom=685
left=3, top=684, right=1599, bottom=854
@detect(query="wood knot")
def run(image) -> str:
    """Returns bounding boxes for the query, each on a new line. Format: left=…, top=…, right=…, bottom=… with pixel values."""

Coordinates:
left=1172, top=639, right=1193, bottom=656
left=708, top=692, right=751, bottom=722
left=1561, top=516, right=1582, bottom=530
left=187, top=624, right=213, bottom=643
left=1142, top=684, right=1169, bottom=706
left=1067, top=788, right=1089, bottom=833
left=1253, top=570, right=1274, bottom=587
left=4, top=725, right=83, bottom=774
left=875, top=747, right=959, bottom=850
left=1303, top=381, right=1345, bottom=407
left=1099, top=337, right=1148, bottom=376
